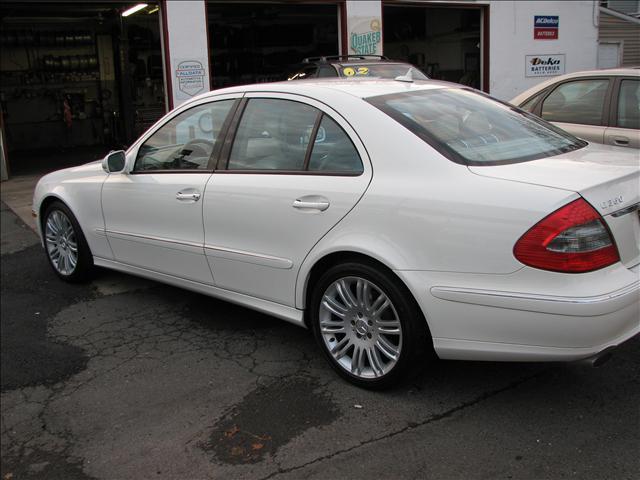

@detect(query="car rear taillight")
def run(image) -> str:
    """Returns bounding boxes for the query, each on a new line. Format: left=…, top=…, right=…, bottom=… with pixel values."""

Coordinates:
left=514, top=198, right=620, bottom=273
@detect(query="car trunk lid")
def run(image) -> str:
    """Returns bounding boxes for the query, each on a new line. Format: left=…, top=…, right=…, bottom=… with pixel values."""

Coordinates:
left=469, top=143, right=640, bottom=267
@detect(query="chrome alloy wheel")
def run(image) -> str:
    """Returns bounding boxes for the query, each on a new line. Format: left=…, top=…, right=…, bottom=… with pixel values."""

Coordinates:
left=45, top=210, right=78, bottom=276
left=319, top=276, right=403, bottom=379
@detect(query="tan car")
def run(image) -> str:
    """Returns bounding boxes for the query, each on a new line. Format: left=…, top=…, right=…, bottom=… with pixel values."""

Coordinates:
left=511, top=68, right=639, bottom=148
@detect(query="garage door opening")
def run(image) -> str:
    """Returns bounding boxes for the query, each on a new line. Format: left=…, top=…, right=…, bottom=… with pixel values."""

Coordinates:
left=207, top=2, right=340, bottom=89
left=383, top=4, right=484, bottom=90
left=0, top=2, right=166, bottom=176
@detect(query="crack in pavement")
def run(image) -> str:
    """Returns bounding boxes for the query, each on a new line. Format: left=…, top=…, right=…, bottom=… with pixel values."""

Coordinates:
left=258, top=369, right=548, bottom=480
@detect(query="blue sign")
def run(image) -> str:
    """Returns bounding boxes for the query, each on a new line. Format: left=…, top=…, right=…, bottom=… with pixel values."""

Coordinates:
left=534, top=16, right=559, bottom=28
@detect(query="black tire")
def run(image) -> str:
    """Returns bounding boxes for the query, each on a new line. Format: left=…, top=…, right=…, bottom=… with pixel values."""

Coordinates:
left=309, top=261, right=431, bottom=389
left=42, top=201, right=94, bottom=283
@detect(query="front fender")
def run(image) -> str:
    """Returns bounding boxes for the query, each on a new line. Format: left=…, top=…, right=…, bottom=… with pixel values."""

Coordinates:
left=33, top=161, right=113, bottom=259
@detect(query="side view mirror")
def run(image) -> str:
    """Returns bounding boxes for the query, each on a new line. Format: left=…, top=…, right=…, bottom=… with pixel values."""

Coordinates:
left=102, top=150, right=126, bottom=173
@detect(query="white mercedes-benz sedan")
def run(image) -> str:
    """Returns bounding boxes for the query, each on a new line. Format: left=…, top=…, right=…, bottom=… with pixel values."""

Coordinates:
left=33, top=79, right=639, bottom=388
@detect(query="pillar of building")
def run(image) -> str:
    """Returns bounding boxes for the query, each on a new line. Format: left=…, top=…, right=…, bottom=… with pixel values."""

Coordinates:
left=161, top=0, right=211, bottom=109
left=345, top=0, right=384, bottom=56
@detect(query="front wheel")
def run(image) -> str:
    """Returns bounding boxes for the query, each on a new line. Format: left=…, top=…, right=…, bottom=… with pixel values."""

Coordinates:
left=309, top=262, right=430, bottom=389
left=43, top=201, right=93, bottom=282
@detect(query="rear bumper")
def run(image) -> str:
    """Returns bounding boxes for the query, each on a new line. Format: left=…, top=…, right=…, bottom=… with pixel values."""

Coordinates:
left=397, top=264, right=640, bottom=362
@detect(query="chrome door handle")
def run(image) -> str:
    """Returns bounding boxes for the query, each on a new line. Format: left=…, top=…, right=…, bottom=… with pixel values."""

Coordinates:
left=176, top=191, right=201, bottom=201
left=292, top=198, right=330, bottom=211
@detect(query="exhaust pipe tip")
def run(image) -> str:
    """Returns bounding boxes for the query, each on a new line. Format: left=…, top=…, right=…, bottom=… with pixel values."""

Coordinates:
left=578, top=347, right=615, bottom=368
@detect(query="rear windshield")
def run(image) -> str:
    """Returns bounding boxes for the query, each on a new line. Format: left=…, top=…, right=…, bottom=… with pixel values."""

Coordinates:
left=367, top=88, right=586, bottom=165
left=340, top=64, right=428, bottom=80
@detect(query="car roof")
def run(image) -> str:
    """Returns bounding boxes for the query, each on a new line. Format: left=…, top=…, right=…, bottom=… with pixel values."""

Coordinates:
left=191, top=78, right=457, bottom=104
left=510, top=67, right=639, bottom=104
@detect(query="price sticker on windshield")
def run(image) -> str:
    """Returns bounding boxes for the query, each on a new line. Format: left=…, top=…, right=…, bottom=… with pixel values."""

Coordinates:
left=342, top=67, right=370, bottom=77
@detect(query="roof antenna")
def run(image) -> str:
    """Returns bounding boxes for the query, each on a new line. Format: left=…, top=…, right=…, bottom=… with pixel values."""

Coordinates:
left=395, top=68, right=414, bottom=83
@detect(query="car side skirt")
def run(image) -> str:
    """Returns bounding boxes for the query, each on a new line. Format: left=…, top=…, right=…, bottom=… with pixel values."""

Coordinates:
left=93, top=257, right=306, bottom=327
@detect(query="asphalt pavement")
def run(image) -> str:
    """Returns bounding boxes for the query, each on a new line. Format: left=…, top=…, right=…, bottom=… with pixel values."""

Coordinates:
left=1, top=201, right=638, bottom=480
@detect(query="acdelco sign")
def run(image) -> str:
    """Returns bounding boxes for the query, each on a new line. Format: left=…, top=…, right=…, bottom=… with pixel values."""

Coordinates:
left=534, top=15, right=559, bottom=40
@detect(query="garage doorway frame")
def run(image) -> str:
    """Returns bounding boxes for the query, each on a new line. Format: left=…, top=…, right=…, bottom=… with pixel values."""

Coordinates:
left=382, top=0, right=490, bottom=93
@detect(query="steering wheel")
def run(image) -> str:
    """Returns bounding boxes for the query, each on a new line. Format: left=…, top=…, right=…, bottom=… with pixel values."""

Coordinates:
left=181, top=139, right=214, bottom=158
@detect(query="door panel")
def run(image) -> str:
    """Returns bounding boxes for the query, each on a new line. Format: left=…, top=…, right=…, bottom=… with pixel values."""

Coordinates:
left=102, top=172, right=214, bottom=284
left=203, top=94, right=372, bottom=306
left=604, top=127, right=640, bottom=149
left=101, top=96, right=239, bottom=283
left=551, top=122, right=605, bottom=144
left=203, top=174, right=370, bottom=304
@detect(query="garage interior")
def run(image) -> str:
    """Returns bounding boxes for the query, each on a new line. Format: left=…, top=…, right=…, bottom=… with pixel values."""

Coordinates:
left=207, top=2, right=340, bottom=89
left=0, top=2, right=166, bottom=176
left=383, top=4, right=483, bottom=90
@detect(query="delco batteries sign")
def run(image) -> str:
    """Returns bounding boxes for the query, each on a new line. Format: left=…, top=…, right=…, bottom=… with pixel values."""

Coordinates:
left=534, top=15, right=559, bottom=40
left=525, top=54, right=565, bottom=77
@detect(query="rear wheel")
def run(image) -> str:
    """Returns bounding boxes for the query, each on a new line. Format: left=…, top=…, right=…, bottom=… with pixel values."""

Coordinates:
left=310, top=261, right=430, bottom=389
left=43, top=201, right=93, bottom=282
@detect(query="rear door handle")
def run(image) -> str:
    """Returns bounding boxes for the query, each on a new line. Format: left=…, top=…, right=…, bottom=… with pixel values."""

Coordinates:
left=176, top=190, right=201, bottom=202
left=612, top=137, right=629, bottom=146
left=292, top=196, right=330, bottom=211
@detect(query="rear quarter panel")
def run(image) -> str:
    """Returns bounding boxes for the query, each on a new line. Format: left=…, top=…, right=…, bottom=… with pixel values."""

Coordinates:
left=295, top=98, right=576, bottom=308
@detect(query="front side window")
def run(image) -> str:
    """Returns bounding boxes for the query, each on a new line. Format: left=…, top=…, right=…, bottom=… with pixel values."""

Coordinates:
left=227, top=98, right=363, bottom=174
left=617, top=79, right=640, bottom=129
left=367, top=88, right=585, bottom=165
left=134, top=100, right=235, bottom=172
left=541, top=79, right=610, bottom=126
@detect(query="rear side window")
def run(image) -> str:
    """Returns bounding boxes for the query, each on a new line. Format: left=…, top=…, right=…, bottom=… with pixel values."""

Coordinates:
left=541, top=79, right=609, bottom=126
left=227, top=98, right=363, bottom=174
left=617, top=79, right=639, bottom=129
left=229, top=99, right=317, bottom=171
left=308, top=115, right=363, bottom=173
left=367, top=88, right=585, bottom=166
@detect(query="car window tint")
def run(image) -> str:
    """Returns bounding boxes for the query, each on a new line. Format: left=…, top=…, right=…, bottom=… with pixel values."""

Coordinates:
left=368, top=88, right=585, bottom=165
left=317, top=66, right=338, bottom=78
left=135, top=100, right=234, bottom=171
left=519, top=90, right=546, bottom=112
left=617, top=79, right=640, bottom=129
left=228, top=99, right=319, bottom=171
left=541, top=79, right=609, bottom=126
left=308, top=115, right=363, bottom=173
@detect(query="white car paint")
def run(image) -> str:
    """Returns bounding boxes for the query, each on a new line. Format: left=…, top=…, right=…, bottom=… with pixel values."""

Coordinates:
left=33, top=79, right=640, bottom=365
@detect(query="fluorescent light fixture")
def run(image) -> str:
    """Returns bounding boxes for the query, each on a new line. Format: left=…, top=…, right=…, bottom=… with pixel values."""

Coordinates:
left=122, top=3, right=148, bottom=17
left=148, top=6, right=159, bottom=14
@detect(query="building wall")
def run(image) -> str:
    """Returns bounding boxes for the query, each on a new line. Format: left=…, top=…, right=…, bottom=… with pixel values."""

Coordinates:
left=599, top=10, right=640, bottom=66
left=489, top=1, right=599, bottom=100
left=159, top=1, right=601, bottom=105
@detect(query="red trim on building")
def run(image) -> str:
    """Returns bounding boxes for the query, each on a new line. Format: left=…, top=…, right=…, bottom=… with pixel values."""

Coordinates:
left=340, top=1, right=348, bottom=55
left=203, top=2, right=214, bottom=90
left=160, top=0, right=174, bottom=111
left=482, top=5, right=490, bottom=93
